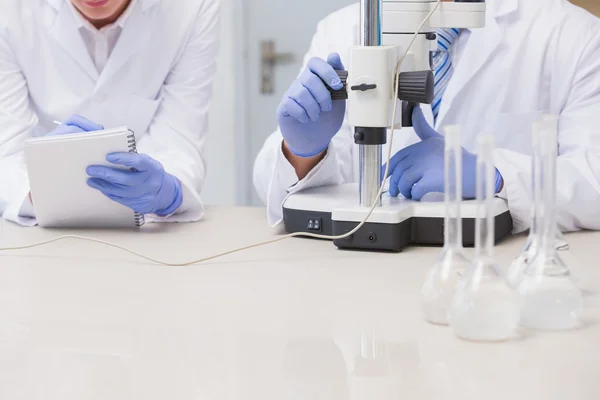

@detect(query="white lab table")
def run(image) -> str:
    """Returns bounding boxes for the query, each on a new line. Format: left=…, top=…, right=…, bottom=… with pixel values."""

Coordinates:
left=0, top=206, right=598, bottom=400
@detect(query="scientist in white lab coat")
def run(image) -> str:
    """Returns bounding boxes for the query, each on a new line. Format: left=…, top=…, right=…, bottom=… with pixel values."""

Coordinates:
left=253, top=0, right=600, bottom=234
left=0, top=0, right=219, bottom=226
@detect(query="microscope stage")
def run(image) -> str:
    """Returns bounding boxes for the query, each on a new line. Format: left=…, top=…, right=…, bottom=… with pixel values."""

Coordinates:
left=282, top=183, right=513, bottom=252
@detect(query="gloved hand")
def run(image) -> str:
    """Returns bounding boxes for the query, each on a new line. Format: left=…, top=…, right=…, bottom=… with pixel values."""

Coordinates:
left=86, top=153, right=183, bottom=216
left=277, top=53, right=346, bottom=157
left=48, top=115, right=104, bottom=136
left=383, top=107, right=504, bottom=200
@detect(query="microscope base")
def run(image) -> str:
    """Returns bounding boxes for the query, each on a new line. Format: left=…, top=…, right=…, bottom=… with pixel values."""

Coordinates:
left=282, top=183, right=513, bottom=252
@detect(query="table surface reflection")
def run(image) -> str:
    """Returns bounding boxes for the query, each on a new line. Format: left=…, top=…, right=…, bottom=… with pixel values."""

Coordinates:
left=0, top=206, right=599, bottom=400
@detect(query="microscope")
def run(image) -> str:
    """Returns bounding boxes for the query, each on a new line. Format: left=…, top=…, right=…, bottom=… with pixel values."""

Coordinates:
left=282, top=0, right=513, bottom=252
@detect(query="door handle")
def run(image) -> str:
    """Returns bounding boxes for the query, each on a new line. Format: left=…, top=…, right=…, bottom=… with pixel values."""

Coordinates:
left=261, top=40, right=296, bottom=95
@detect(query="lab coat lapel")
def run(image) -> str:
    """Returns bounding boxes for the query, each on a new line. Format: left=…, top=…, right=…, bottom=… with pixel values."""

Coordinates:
left=48, top=1, right=99, bottom=81
left=95, top=1, right=153, bottom=90
left=436, top=0, right=518, bottom=128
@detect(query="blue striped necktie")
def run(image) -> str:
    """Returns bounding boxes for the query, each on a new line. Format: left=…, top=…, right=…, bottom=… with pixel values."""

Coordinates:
left=432, top=28, right=461, bottom=124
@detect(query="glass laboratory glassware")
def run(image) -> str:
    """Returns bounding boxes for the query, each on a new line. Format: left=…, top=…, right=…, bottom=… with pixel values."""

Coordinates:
left=506, top=120, right=545, bottom=288
left=350, top=331, right=405, bottom=400
left=449, top=135, right=520, bottom=342
left=354, top=330, right=389, bottom=377
left=518, top=118, right=583, bottom=331
left=508, top=116, right=570, bottom=287
left=421, top=126, right=471, bottom=325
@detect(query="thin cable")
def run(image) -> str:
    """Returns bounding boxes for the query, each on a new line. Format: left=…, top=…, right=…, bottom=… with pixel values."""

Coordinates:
left=0, top=1, right=442, bottom=266
left=0, top=234, right=292, bottom=267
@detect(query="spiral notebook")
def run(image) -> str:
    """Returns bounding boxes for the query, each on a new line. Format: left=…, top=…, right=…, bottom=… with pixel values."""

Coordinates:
left=24, top=127, right=145, bottom=228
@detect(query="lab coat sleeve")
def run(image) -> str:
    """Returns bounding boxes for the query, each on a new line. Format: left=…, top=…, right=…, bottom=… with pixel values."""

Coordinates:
left=137, top=0, right=220, bottom=224
left=253, top=17, right=355, bottom=226
left=0, top=27, right=39, bottom=226
left=494, top=31, right=600, bottom=233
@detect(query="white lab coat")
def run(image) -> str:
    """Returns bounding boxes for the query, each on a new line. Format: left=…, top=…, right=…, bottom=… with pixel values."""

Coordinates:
left=0, top=0, right=220, bottom=226
left=253, top=0, right=600, bottom=234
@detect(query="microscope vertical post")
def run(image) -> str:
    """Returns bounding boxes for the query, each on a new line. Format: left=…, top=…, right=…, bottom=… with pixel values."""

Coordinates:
left=358, top=0, right=384, bottom=208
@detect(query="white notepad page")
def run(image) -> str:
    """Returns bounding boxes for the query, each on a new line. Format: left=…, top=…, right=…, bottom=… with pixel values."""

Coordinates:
left=25, top=127, right=143, bottom=228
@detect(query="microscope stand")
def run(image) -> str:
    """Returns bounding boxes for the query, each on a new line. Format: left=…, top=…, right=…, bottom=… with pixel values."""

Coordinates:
left=282, top=183, right=513, bottom=252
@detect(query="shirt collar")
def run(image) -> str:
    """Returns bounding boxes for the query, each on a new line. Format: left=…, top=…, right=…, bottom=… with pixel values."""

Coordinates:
left=68, top=0, right=138, bottom=32
left=47, top=0, right=156, bottom=12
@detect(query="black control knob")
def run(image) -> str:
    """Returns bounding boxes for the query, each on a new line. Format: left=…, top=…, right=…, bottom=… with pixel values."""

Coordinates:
left=350, top=83, right=377, bottom=92
left=325, top=70, right=349, bottom=100
left=402, top=101, right=418, bottom=128
left=397, top=70, right=434, bottom=105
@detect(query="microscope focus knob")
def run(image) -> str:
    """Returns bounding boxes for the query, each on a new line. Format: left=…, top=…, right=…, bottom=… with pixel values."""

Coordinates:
left=326, top=70, right=349, bottom=101
left=397, top=70, right=434, bottom=105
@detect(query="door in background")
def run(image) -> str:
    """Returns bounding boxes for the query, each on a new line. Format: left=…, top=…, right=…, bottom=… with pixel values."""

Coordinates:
left=241, top=0, right=357, bottom=206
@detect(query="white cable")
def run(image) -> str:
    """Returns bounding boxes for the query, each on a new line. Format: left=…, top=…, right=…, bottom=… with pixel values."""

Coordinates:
left=0, top=1, right=442, bottom=267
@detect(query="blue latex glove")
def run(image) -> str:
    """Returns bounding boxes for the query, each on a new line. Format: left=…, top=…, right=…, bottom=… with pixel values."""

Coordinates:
left=86, top=153, right=183, bottom=216
left=276, top=53, right=346, bottom=157
left=383, top=107, right=504, bottom=200
left=48, top=115, right=104, bottom=136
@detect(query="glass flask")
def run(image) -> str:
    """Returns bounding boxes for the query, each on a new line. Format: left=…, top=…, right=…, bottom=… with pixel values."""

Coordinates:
left=508, top=116, right=569, bottom=288
left=506, top=121, right=544, bottom=288
left=518, top=118, right=583, bottom=331
left=421, top=126, right=471, bottom=325
left=449, top=135, right=520, bottom=342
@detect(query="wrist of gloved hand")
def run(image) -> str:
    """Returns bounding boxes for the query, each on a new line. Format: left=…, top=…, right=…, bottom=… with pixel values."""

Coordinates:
left=285, top=140, right=330, bottom=158
left=154, top=174, right=183, bottom=216
left=495, top=169, right=504, bottom=194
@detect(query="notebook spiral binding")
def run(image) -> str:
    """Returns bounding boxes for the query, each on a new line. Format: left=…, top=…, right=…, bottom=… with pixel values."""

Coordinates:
left=127, top=129, right=146, bottom=227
